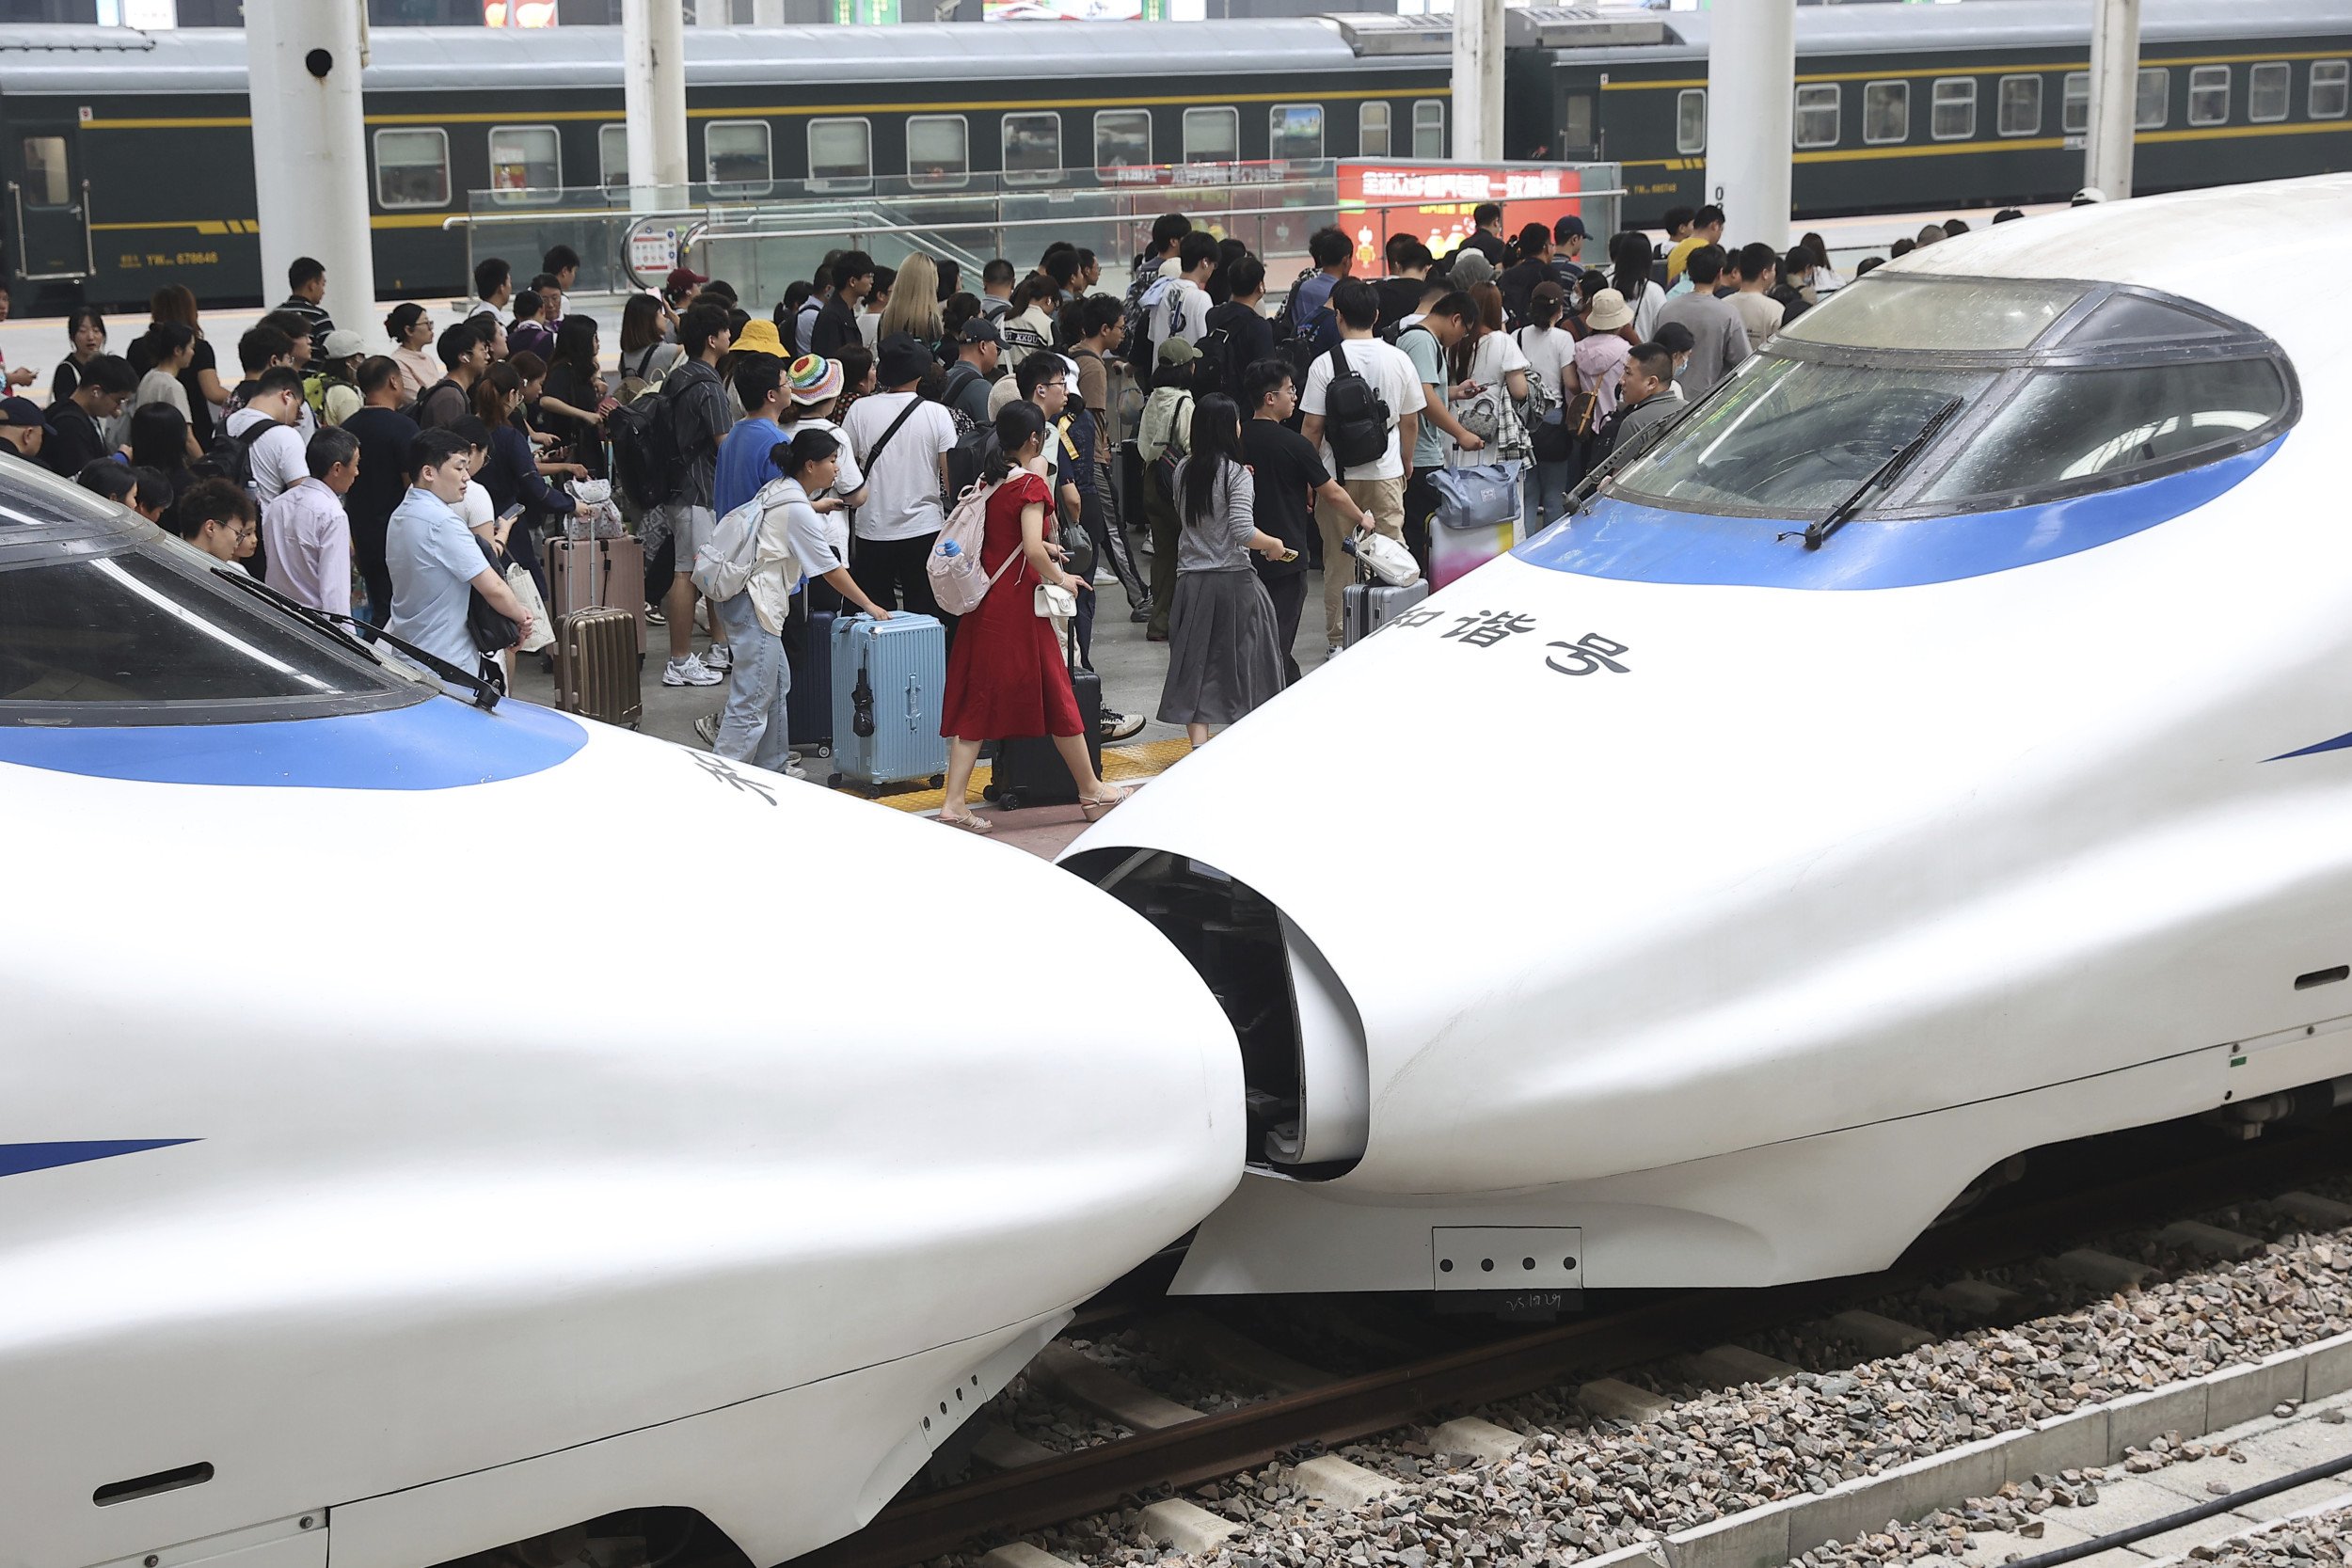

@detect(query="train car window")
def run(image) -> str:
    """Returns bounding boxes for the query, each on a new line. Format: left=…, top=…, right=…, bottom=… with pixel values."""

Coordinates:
left=598, top=124, right=628, bottom=192
left=1413, top=100, right=1446, bottom=158
left=1184, top=107, right=1239, bottom=165
left=2137, top=67, right=2170, bottom=130
left=1359, top=102, right=1391, bottom=158
left=2063, top=72, right=2090, bottom=134
left=487, top=125, right=561, bottom=206
left=708, top=120, right=777, bottom=196
left=0, top=547, right=420, bottom=723
left=2060, top=290, right=2243, bottom=346
left=19, top=136, right=69, bottom=206
left=1997, top=74, right=2042, bottom=137
left=373, top=128, right=450, bottom=211
left=807, top=119, right=869, bottom=191
left=2188, top=66, right=2232, bottom=127
left=2315, top=61, right=2351, bottom=119
left=1676, top=89, right=1707, bottom=155
left=1794, top=84, right=1841, bottom=150
left=1861, top=81, right=1907, bottom=145
left=1931, top=78, right=1977, bottom=141
left=907, top=116, right=970, bottom=189
left=1917, top=357, right=2288, bottom=505
left=1002, top=113, right=1063, bottom=185
left=1271, top=104, right=1325, bottom=163
left=2249, top=62, right=2292, bottom=123
left=1781, top=275, right=2086, bottom=352
left=1095, top=109, right=1152, bottom=173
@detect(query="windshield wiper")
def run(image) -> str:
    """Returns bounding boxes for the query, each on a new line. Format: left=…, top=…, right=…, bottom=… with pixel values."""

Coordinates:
left=1788, top=396, right=1965, bottom=552
left=210, top=567, right=502, bottom=711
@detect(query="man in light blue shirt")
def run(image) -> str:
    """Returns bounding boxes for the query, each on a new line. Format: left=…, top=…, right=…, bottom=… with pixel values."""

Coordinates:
left=385, top=426, right=531, bottom=676
left=715, top=356, right=789, bottom=520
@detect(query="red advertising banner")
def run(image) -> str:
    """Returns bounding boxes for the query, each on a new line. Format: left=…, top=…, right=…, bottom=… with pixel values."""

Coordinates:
left=1336, top=162, right=1590, bottom=268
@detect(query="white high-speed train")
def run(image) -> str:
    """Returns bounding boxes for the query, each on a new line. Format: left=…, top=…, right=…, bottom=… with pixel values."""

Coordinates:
left=1067, top=174, right=2351, bottom=1300
left=0, top=474, right=1243, bottom=1568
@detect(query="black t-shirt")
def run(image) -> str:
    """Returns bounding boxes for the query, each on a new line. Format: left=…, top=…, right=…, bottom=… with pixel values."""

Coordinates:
left=1240, top=417, right=1326, bottom=581
left=1500, top=259, right=1552, bottom=323
left=40, top=402, right=106, bottom=478
left=183, top=338, right=219, bottom=449
left=1375, top=276, right=1424, bottom=331
left=809, top=298, right=860, bottom=358
left=1461, top=230, right=1508, bottom=263
left=1203, top=301, right=1275, bottom=398
left=341, top=405, right=421, bottom=559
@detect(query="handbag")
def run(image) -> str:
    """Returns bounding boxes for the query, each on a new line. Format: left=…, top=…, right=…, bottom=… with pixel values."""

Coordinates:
left=1034, top=580, right=1079, bottom=621
left=466, top=540, right=521, bottom=655
left=504, top=562, right=553, bottom=654
left=1429, top=463, right=1524, bottom=531
left=1344, top=530, right=1422, bottom=588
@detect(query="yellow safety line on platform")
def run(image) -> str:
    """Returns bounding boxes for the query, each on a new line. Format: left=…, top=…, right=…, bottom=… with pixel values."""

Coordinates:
left=872, top=736, right=1191, bottom=814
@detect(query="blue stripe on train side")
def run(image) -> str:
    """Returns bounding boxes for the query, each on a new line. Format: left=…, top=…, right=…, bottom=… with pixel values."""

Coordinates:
left=0, top=696, right=586, bottom=790
left=0, top=1140, right=196, bottom=1179
left=1511, top=438, right=2280, bottom=592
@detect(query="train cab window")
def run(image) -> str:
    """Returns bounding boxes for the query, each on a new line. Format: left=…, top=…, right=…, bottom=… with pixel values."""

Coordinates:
left=708, top=120, right=776, bottom=196
left=1862, top=81, right=1907, bottom=145
left=1794, top=84, right=1841, bottom=149
left=2189, top=66, right=2232, bottom=126
left=20, top=135, right=69, bottom=205
left=2137, top=67, right=2170, bottom=129
left=2315, top=61, right=2351, bottom=119
left=1997, top=74, right=2042, bottom=136
left=1270, top=104, right=1324, bottom=163
left=1412, top=99, right=1446, bottom=158
left=598, top=124, right=628, bottom=192
left=1676, top=88, right=1707, bottom=155
left=1095, top=109, right=1152, bottom=172
left=1184, top=106, right=1239, bottom=165
left=907, top=115, right=969, bottom=188
left=2249, top=62, right=2292, bottom=123
left=373, top=128, right=450, bottom=210
left=487, top=125, right=561, bottom=205
left=807, top=119, right=869, bottom=190
left=1618, top=277, right=2296, bottom=523
left=1359, top=102, right=1391, bottom=157
left=2063, top=71, right=2090, bottom=134
left=1002, top=113, right=1062, bottom=184
left=1931, top=78, right=1977, bottom=141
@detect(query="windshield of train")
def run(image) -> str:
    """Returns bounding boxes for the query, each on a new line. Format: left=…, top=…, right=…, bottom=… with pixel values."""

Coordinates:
left=1610, top=275, right=2296, bottom=520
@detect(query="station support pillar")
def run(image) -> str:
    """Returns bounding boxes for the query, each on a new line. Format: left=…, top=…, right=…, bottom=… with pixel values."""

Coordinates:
left=1451, top=0, right=1505, bottom=165
left=243, top=0, right=377, bottom=345
left=624, top=0, right=691, bottom=209
left=2086, top=0, right=2141, bottom=200
left=1703, top=0, right=1796, bottom=245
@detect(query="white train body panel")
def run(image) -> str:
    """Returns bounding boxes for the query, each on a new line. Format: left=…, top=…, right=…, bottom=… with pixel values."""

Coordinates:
left=0, top=481, right=1244, bottom=1568
left=1067, top=176, right=2352, bottom=1296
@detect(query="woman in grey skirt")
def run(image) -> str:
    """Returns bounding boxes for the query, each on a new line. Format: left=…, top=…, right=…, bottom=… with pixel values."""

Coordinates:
left=1158, top=394, right=1293, bottom=745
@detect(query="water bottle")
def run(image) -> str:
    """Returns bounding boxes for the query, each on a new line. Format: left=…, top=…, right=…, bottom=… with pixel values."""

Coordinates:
left=938, top=538, right=961, bottom=558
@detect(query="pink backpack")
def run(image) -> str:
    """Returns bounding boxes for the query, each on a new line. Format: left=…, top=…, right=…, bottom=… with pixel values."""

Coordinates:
left=927, top=480, right=1021, bottom=615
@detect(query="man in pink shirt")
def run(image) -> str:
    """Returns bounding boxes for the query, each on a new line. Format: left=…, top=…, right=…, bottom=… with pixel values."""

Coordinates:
left=262, top=425, right=360, bottom=615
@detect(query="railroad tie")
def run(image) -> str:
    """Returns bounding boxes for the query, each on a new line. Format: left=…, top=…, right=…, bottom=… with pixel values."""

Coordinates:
left=1576, top=1377, right=1671, bottom=1424
left=1139, top=1498, right=1242, bottom=1553
left=968, top=1424, right=1056, bottom=1471
left=2157, top=1219, right=2267, bottom=1259
left=1823, top=1309, right=1937, bottom=1357
left=1427, top=1417, right=1529, bottom=1464
left=1680, top=1343, right=1803, bottom=1388
left=1291, top=1455, right=1400, bottom=1508
left=1147, top=1308, right=1338, bottom=1394
left=1921, top=1277, right=2026, bottom=1319
left=1030, top=1344, right=1204, bottom=1432
left=2272, top=1190, right=2352, bottom=1227
left=2049, top=1247, right=2155, bottom=1291
left=980, top=1546, right=1080, bottom=1568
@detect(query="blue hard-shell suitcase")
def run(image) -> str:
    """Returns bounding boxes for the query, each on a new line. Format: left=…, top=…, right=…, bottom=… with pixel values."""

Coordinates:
left=828, top=612, right=948, bottom=789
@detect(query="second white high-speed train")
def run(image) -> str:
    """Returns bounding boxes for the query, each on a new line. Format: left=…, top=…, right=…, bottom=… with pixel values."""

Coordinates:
left=0, top=463, right=1244, bottom=1568
left=1068, top=174, right=2352, bottom=1298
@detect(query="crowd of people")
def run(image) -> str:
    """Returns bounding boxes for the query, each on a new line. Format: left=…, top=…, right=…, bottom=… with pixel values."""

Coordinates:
left=0, top=204, right=1962, bottom=821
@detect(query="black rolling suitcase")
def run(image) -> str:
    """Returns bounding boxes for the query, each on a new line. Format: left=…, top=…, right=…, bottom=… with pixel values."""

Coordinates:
left=787, top=604, right=834, bottom=757
left=986, top=623, right=1103, bottom=811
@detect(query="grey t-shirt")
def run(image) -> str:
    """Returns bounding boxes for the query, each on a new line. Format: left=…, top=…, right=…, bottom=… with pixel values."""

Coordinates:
left=1654, top=291, right=1752, bottom=402
left=384, top=485, right=489, bottom=671
left=1396, top=324, right=1448, bottom=470
left=1169, top=456, right=1258, bottom=574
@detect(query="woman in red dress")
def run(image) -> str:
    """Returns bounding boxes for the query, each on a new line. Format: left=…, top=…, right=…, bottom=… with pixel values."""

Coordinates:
left=938, top=400, right=1129, bottom=832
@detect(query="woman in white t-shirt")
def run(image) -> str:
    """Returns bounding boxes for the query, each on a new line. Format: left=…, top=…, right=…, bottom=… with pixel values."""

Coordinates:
left=1607, top=230, right=1665, bottom=343
left=1515, top=281, right=1579, bottom=526
left=1447, top=283, right=1530, bottom=467
left=777, top=354, right=869, bottom=601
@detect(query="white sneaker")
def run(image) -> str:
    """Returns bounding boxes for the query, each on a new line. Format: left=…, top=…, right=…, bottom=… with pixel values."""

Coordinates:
left=704, top=642, right=734, bottom=673
left=663, top=654, right=724, bottom=687
left=693, top=713, right=720, bottom=747
left=783, top=759, right=809, bottom=781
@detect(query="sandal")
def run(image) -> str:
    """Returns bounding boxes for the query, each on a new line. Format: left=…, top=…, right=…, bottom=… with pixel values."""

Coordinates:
left=1078, top=785, right=1131, bottom=822
left=937, top=811, right=994, bottom=835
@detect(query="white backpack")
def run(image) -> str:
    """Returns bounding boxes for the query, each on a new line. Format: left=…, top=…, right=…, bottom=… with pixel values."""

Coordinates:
left=692, top=481, right=795, bottom=603
left=927, top=480, right=1022, bottom=615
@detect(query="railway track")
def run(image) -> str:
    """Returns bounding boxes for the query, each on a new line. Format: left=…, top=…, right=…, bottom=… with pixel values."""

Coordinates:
left=791, top=1117, right=2352, bottom=1568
